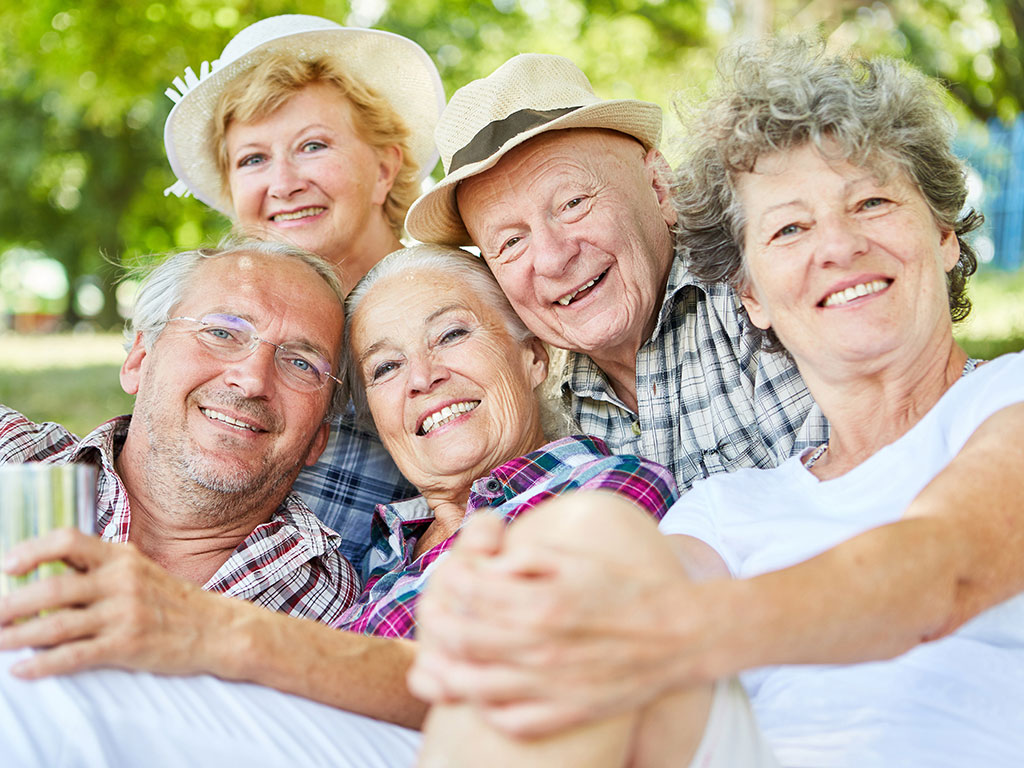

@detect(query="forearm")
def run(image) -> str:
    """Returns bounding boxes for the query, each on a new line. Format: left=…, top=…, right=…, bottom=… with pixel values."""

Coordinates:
left=687, top=404, right=1024, bottom=679
left=685, top=518, right=959, bottom=680
left=203, top=597, right=426, bottom=728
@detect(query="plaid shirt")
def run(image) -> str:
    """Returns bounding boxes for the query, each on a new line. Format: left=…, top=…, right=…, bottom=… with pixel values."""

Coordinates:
left=336, top=435, right=678, bottom=638
left=291, top=407, right=416, bottom=573
left=0, top=406, right=359, bottom=624
left=563, top=249, right=829, bottom=493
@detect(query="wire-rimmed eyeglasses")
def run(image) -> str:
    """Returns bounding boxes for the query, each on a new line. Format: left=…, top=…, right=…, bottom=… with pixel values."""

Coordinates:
left=166, top=314, right=342, bottom=393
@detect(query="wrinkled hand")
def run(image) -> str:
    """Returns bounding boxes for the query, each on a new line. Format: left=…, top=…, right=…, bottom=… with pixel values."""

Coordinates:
left=0, top=528, right=228, bottom=679
left=410, top=511, right=705, bottom=737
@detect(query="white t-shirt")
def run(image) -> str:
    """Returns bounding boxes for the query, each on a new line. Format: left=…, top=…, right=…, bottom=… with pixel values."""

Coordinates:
left=659, top=351, right=1024, bottom=768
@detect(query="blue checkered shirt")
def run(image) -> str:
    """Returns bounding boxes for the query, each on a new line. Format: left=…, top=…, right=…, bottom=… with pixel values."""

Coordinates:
left=562, top=250, right=829, bottom=493
left=291, top=407, right=416, bottom=574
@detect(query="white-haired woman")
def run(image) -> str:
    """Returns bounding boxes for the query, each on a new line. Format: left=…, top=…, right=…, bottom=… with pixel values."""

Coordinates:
left=163, top=14, right=447, bottom=565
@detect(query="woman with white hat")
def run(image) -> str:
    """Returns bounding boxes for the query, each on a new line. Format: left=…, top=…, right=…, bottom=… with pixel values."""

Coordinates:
left=164, top=13, right=444, bottom=286
left=163, top=14, right=447, bottom=564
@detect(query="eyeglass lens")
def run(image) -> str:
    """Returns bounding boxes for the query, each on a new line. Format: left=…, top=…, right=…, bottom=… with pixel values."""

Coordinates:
left=171, top=314, right=334, bottom=391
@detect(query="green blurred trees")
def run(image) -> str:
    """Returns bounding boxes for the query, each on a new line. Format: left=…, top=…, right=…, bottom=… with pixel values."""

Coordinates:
left=1, top=0, right=1022, bottom=329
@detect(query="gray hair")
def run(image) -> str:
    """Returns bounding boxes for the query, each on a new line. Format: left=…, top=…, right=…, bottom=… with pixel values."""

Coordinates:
left=673, top=39, right=981, bottom=352
left=124, top=236, right=347, bottom=418
left=343, top=243, right=571, bottom=438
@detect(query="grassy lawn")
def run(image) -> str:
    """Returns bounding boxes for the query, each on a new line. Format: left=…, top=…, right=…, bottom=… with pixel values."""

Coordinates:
left=1, top=267, right=1021, bottom=436
left=0, top=333, right=134, bottom=436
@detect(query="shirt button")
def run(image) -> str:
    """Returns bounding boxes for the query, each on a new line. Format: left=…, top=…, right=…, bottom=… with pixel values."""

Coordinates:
left=652, top=381, right=657, bottom=395
left=484, top=478, right=502, bottom=494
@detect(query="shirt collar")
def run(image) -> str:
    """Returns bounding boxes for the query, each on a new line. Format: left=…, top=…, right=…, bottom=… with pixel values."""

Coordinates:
left=559, top=247, right=710, bottom=403
left=71, top=414, right=130, bottom=472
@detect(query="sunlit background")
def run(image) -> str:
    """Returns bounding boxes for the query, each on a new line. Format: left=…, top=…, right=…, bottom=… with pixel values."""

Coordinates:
left=1, top=0, right=1022, bottom=434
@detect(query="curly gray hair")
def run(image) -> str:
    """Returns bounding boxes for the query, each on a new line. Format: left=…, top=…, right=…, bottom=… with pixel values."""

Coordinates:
left=673, top=39, right=981, bottom=352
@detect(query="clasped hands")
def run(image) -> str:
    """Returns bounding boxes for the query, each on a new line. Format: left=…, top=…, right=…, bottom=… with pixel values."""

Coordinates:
left=409, top=511, right=703, bottom=738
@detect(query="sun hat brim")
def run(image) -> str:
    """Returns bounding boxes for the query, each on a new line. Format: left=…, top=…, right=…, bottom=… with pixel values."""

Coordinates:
left=405, top=99, right=663, bottom=247
left=164, top=25, right=445, bottom=216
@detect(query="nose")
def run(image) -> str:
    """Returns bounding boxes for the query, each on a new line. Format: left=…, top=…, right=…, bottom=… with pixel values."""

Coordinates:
left=222, top=344, right=277, bottom=399
left=268, top=157, right=307, bottom=200
left=406, top=351, right=449, bottom=395
left=531, top=219, right=579, bottom=278
left=815, top=214, right=868, bottom=267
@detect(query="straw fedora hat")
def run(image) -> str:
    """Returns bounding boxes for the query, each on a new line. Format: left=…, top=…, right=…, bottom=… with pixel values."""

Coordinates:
left=163, top=14, right=445, bottom=216
left=405, top=53, right=663, bottom=246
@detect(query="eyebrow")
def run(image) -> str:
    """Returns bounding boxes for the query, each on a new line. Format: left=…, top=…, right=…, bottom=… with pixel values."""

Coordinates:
left=425, top=304, right=465, bottom=324
left=755, top=174, right=878, bottom=221
left=231, top=124, right=337, bottom=149
left=356, top=305, right=469, bottom=366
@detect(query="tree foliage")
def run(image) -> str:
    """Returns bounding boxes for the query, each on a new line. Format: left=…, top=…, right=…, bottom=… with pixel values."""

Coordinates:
left=0, top=0, right=1020, bottom=328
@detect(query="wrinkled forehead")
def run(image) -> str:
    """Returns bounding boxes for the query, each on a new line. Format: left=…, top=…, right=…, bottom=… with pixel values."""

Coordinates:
left=461, top=128, right=644, bottom=192
left=352, top=270, right=495, bottom=344
left=182, top=252, right=343, bottom=337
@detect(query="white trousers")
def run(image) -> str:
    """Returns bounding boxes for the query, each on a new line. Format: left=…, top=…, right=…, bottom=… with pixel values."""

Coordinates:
left=0, top=649, right=421, bottom=767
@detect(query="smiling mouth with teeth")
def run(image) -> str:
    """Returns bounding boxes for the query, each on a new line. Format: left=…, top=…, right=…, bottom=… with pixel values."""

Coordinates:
left=418, top=401, right=480, bottom=436
left=820, top=279, right=891, bottom=308
left=271, top=206, right=325, bottom=223
left=556, top=271, right=607, bottom=306
left=201, top=407, right=263, bottom=433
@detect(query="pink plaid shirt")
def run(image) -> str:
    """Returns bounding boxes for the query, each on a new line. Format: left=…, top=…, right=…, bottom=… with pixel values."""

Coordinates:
left=337, top=436, right=678, bottom=638
left=0, top=406, right=359, bottom=623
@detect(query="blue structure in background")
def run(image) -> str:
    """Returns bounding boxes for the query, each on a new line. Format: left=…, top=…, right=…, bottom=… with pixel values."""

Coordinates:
left=959, top=117, right=1024, bottom=271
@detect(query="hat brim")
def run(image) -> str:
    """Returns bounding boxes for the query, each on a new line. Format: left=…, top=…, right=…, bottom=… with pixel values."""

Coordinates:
left=164, top=27, right=445, bottom=216
left=405, top=100, right=663, bottom=247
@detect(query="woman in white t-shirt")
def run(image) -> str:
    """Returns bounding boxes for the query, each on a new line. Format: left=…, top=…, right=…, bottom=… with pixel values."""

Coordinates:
left=411, top=40, right=1024, bottom=768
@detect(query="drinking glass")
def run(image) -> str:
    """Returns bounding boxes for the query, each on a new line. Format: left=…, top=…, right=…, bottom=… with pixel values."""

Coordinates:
left=0, top=463, right=97, bottom=596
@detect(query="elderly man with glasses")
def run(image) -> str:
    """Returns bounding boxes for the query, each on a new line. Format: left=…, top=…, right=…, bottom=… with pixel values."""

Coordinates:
left=0, top=238, right=358, bottom=637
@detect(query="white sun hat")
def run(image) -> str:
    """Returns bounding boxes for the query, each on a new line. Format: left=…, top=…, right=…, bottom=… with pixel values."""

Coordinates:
left=404, top=53, right=663, bottom=246
left=163, top=14, right=445, bottom=216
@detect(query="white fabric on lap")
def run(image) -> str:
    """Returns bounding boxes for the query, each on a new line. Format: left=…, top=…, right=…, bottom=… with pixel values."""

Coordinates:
left=0, top=649, right=420, bottom=767
left=688, top=679, right=780, bottom=768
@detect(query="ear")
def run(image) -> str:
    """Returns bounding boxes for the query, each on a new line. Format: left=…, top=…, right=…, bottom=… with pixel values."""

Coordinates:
left=119, top=332, right=148, bottom=395
left=738, top=281, right=772, bottom=331
left=303, top=421, right=331, bottom=467
left=644, top=149, right=678, bottom=228
left=940, top=228, right=961, bottom=273
left=372, top=145, right=403, bottom=206
left=524, top=336, right=549, bottom=389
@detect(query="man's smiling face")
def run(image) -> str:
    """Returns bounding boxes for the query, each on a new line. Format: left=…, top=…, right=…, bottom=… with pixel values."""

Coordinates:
left=457, top=128, right=677, bottom=367
left=120, top=251, right=342, bottom=508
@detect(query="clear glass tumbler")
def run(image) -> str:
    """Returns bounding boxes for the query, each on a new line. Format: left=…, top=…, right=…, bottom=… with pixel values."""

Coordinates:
left=0, top=463, right=97, bottom=596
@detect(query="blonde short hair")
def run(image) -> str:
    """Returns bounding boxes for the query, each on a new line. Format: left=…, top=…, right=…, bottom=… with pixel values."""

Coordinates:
left=213, top=52, right=418, bottom=237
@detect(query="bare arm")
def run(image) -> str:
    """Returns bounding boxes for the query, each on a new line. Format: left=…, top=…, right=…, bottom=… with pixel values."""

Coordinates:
left=0, top=531, right=427, bottom=728
left=703, top=401, right=1024, bottom=675
left=410, top=403, right=1024, bottom=735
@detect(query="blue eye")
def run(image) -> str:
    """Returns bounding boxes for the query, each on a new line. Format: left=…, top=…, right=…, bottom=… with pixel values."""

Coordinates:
left=302, top=141, right=327, bottom=153
left=285, top=355, right=313, bottom=373
left=773, top=223, right=802, bottom=240
left=202, top=326, right=239, bottom=343
left=238, top=154, right=265, bottom=168
left=439, top=327, right=469, bottom=344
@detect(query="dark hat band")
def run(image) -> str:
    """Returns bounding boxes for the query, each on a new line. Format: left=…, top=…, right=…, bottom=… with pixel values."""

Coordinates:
left=449, top=106, right=583, bottom=173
